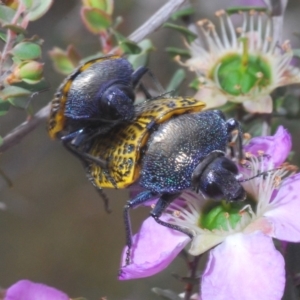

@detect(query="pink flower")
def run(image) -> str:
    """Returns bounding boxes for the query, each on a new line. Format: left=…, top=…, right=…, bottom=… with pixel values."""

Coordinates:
left=4, top=280, right=69, bottom=300
left=119, top=126, right=300, bottom=300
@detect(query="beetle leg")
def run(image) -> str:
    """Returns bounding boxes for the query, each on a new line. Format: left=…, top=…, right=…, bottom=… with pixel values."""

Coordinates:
left=151, top=193, right=193, bottom=238
left=131, top=66, right=166, bottom=100
left=123, top=190, right=156, bottom=265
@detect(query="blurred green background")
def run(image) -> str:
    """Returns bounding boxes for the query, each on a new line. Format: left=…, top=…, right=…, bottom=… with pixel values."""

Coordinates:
left=0, top=0, right=300, bottom=299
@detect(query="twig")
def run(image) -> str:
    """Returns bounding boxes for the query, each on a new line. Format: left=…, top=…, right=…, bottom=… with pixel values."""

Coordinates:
left=0, top=103, right=51, bottom=152
left=0, top=0, right=186, bottom=153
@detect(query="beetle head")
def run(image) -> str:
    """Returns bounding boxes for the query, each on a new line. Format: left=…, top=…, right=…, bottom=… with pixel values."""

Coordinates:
left=99, top=84, right=135, bottom=122
left=192, top=154, right=246, bottom=202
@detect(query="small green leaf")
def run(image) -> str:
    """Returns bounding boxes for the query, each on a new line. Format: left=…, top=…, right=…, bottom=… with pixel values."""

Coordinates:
left=166, top=69, right=186, bottom=93
left=171, top=7, right=195, bottom=21
left=0, top=136, right=3, bottom=146
left=11, top=42, right=41, bottom=60
left=81, top=7, right=111, bottom=33
left=8, top=96, right=29, bottom=108
left=49, top=47, right=75, bottom=75
left=0, top=32, right=6, bottom=42
left=66, top=45, right=81, bottom=67
left=113, top=30, right=141, bottom=54
left=127, top=39, right=154, bottom=69
left=3, top=24, right=27, bottom=34
left=83, top=0, right=113, bottom=14
left=21, top=0, right=33, bottom=9
left=0, top=5, right=15, bottom=24
left=189, top=77, right=200, bottom=91
left=165, top=47, right=191, bottom=59
left=163, top=23, right=197, bottom=43
left=0, top=99, right=10, bottom=116
left=226, top=6, right=268, bottom=15
left=22, top=0, right=53, bottom=21
left=0, top=86, right=31, bottom=100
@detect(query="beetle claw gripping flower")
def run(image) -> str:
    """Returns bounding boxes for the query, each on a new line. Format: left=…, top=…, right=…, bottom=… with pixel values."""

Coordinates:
left=182, top=10, right=300, bottom=113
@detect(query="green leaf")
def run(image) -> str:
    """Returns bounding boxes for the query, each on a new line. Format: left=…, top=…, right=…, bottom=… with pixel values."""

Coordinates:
left=189, top=77, right=200, bottom=91
left=49, top=47, right=75, bottom=75
left=0, top=32, right=6, bottom=42
left=11, top=42, right=41, bottom=60
left=0, top=5, right=15, bottom=24
left=0, top=86, right=31, bottom=100
left=163, top=23, right=197, bottom=43
left=127, top=39, right=154, bottom=69
left=83, top=0, right=113, bottom=14
left=166, top=69, right=186, bottom=93
left=170, top=7, right=195, bottom=21
left=112, top=30, right=141, bottom=54
left=0, top=99, right=10, bottom=116
left=81, top=7, right=111, bottom=33
left=8, top=96, right=29, bottom=109
left=21, top=0, right=53, bottom=21
left=3, top=24, right=27, bottom=34
left=226, top=6, right=268, bottom=15
left=21, top=0, right=33, bottom=9
left=165, top=47, right=191, bottom=59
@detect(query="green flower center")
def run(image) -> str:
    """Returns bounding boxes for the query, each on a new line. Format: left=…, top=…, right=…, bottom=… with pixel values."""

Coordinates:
left=211, top=38, right=272, bottom=96
left=200, top=201, right=250, bottom=231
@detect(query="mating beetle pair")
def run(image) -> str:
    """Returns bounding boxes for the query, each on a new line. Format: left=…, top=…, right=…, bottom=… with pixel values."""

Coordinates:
left=48, top=55, right=245, bottom=264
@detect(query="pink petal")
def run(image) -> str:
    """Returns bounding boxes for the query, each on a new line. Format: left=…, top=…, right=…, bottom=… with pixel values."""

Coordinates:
left=201, top=232, right=285, bottom=300
left=243, top=95, right=273, bottom=113
left=244, top=126, right=291, bottom=166
left=119, top=217, right=190, bottom=280
left=264, top=173, right=300, bottom=242
left=5, top=280, right=69, bottom=300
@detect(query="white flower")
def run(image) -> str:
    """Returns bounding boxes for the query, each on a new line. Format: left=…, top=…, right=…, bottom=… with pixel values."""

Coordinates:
left=181, top=10, right=300, bottom=113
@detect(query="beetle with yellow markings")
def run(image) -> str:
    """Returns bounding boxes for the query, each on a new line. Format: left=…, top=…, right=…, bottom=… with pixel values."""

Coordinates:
left=85, top=96, right=245, bottom=265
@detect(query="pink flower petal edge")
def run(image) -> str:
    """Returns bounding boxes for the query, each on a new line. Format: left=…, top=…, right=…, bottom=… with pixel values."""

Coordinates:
left=119, top=217, right=190, bottom=280
left=201, top=232, right=285, bottom=300
left=5, top=280, right=69, bottom=300
left=244, top=126, right=291, bottom=166
left=265, top=173, right=300, bottom=242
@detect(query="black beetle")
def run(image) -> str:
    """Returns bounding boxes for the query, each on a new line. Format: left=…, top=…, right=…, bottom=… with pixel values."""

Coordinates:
left=85, top=96, right=245, bottom=264
left=48, top=55, right=149, bottom=159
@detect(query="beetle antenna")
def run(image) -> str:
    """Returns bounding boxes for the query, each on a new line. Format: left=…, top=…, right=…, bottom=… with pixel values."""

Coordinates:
left=238, top=167, right=281, bottom=183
